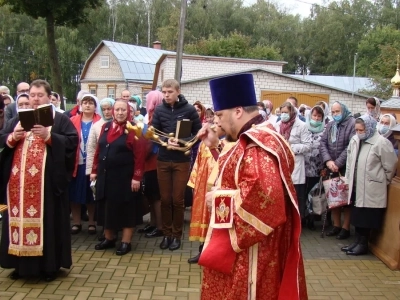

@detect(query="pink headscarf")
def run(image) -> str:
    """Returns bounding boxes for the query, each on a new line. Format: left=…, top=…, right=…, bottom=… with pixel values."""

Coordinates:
left=146, top=90, right=163, bottom=125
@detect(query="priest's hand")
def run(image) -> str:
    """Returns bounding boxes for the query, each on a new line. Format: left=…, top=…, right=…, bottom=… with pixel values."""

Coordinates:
left=131, top=179, right=141, bottom=192
left=90, top=174, right=97, bottom=182
left=32, top=125, right=50, bottom=140
left=167, top=138, right=179, bottom=147
left=13, top=122, right=26, bottom=141
left=197, top=123, right=219, bottom=149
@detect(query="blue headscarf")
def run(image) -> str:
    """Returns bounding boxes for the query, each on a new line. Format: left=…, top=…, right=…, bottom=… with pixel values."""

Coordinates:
left=99, top=98, right=115, bottom=121
left=330, top=101, right=352, bottom=143
left=357, top=114, right=377, bottom=141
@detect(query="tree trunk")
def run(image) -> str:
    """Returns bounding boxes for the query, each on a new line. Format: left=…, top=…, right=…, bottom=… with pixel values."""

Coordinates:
left=46, top=13, right=64, bottom=110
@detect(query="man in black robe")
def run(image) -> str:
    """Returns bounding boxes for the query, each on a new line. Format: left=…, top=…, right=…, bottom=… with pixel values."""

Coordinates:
left=0, top=79, right=78, bottom=281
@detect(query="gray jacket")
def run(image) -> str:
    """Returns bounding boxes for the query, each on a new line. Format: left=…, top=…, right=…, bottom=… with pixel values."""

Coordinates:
left=319, top=117, right=355, bottom=169
left=345, top=132, right=397, bottom=208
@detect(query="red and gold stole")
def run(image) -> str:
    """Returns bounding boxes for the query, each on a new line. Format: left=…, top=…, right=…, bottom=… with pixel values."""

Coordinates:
left=7, top=133, right=47, bottom=256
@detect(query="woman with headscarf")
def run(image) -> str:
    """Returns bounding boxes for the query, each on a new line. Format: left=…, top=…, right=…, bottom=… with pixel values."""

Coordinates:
left=304, top=105, right=326, bottom=229
left=365, top=97, right=381, bottom=120
left=341, top=115, right=397, bottom=255
left=315, top=101, right=333, bottom=126
left=377, top=113, right=398, bottom=155
left=131, top=95, right=145, bottom=123
left=275, top=102, right=312, bottom=222
left=319, top=101, right=355, bottom=239
left=137, top=90, right=164, bottom=238
left=69, top=94, right=101, bottom=235
left=91, top=100, right=146, bottom=255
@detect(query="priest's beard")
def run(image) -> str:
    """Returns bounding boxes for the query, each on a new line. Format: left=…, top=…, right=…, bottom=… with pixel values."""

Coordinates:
left=224, top=115, right=237, bottom=142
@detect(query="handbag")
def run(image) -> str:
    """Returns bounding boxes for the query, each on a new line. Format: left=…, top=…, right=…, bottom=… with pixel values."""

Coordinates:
left=322, top=172, right=349, bottom=209
left=308, top=177, right=327, bottom=215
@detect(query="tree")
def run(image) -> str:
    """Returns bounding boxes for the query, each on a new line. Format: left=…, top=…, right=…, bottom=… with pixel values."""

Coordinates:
left=0, top=0, right=102, bottom=109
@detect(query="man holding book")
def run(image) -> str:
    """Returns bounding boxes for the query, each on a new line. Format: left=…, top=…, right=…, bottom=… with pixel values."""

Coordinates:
left=151, top=79, right=202, bottom=251
left=0, top=79, right=78, bottom=281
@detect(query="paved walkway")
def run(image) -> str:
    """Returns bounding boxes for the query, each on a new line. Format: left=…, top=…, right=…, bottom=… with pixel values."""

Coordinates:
left=1, top=209, right=400, bottom=299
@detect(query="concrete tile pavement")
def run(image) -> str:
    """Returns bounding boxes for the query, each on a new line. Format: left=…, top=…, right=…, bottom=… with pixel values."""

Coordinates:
left=1, top=209, right=400, bottom=299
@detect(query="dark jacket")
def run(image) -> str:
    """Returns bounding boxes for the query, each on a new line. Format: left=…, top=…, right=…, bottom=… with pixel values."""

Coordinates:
left=319, top=116, right=356, bottom=169
left=152, top=94, right=202, bottom=162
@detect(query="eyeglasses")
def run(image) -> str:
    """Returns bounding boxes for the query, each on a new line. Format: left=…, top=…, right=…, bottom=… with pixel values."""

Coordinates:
left=18, top=89, right=29, bottom=93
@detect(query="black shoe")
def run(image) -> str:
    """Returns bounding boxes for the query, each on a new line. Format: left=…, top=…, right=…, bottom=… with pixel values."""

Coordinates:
left=160, top=236, right=172, bottom=250
left=336, top=228, right=350, bottom=240
left=169, top=238, right=181, bottom=251
left=341, top=233, right=360, bottom=252
left=346, top=236, right=368, bottom=256
left=8, top=270, right=20, bottom=280
left=188, top=252, right=201, bottom=264
left=95, top=239, right=116, bottom=250
left=325, top=226, right=341, bottom=236
left=116, top=242, right=131, bottom=256
left=71, top=224, right=82, bottom=235
left=145, top=228, right=164, bottom=238
left=138, top=224, right=156, bottom=233
left=44, top=272, right=57, bottom=282
left=98, top=233, right=105, bottom=241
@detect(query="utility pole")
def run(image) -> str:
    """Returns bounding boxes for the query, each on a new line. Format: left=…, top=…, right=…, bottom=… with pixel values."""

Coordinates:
left=146, top=0, right=151, bottom=47
left=352, top=53, right=358, bottom=112
left=175, top=0, right=187, bottom=83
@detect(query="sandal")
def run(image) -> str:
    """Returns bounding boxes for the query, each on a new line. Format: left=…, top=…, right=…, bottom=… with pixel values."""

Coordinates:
left=88, top=225, right=97, bottom=235
left=71, top=224, right=82, bottom=235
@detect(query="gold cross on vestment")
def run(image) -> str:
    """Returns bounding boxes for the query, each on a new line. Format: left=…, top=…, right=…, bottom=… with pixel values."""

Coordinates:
left=259, top=186, right=273, bottom=209
left=29, top=144, right=42, bottom=157
left=26, top=185, right=39, bottom=198
left=27, top=133, right=35, bottom=148
left=10, top=186, right=19, bottom=198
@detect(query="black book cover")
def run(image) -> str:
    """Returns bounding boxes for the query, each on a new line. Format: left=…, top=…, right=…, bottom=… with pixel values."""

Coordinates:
left=175, top=119, right=193, bottom=139
left=18, top=104, right=54, bottom=131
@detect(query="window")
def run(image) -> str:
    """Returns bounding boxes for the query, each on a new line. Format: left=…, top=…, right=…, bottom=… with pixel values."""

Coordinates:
left=100, top=55, right=109, bottom=68
left=107, top=85, right=116, bottom=99
left=88, top=84, right=97, bottom=96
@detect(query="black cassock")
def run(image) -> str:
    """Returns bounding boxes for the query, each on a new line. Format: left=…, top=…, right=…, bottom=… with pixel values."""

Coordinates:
left=0, top=112, right=78, bottom=276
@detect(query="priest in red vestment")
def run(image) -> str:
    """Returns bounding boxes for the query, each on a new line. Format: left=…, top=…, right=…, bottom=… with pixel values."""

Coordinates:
left=0, top=79, right=78, bottom=281
left=197, top=74, right=308, bottom=300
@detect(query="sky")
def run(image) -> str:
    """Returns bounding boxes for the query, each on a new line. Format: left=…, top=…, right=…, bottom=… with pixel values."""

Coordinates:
left=244, top=0, right=325, bottom=18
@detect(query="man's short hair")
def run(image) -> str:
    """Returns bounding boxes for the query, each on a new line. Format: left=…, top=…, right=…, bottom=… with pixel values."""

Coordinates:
left=162, top=79, right=180, bottom=91
left=287, top=96, right=298, bottom=107
left=30, top=79, right=51, bottom=96
left=0, top=86, right=10, bottom=94
left=77, top=90, right=90, bottom=101
left=242, top=105, right=259, bottom=113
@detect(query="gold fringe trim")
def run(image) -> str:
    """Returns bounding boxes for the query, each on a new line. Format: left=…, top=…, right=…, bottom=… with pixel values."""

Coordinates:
left=189, top=236, right=206, bottom=242
left=8, top=248, right=43, bottom=256
left=189, top=223, right=209, bottom=229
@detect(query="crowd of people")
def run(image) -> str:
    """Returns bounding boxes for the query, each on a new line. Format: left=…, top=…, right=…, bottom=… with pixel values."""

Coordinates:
left=0, top=75, right=398, bottom=299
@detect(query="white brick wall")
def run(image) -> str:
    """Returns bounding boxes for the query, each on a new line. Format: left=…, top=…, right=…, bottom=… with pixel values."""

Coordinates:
left=80, top=82, right=148, bottom=101
left=181, top=70, right=366, bottom=114
left=156, top=56, right=284, bottom=86
left=83, top=46, right=124, bottom=80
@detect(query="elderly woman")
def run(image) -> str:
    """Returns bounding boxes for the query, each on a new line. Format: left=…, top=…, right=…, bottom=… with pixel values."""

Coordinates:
left=319, top=101, right=355, bottom=239
left=341, top=115, right=397, bottom=255
left=365, top=97, right=381, bottom=120
left=50, top=92, right=64, bottom=113
left=263, top=99, right=278, bottom=124
left=315, top=101, right=332, bottom=125
left=378, top=113, right=398, bottom=154
left=69, top=94, right=101, bottom=235
left=275, top=101, right=312, bottom=221
left=91, top=100, right=146, bottom=255
left=304, top=105, right=326, bottom=229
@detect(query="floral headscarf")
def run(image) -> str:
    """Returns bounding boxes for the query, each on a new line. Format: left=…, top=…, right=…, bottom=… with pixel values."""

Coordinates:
left=357, top=114, right=377, bottom=141
left=306, top=105, right=325, bottom=133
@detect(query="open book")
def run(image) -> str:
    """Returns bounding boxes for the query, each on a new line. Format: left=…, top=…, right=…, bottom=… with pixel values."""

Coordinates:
left=175, top=119, right=193, bottom=139
left=18, top=104, right=54, bottom=131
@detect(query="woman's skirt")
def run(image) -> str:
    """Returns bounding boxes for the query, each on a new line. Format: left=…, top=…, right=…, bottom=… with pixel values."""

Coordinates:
left=69, top=164, right=94, bottom=204
left=351, top=206, right=386, bottom=229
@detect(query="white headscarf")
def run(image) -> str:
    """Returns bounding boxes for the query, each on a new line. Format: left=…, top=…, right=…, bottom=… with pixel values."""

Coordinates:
left=377, top=113, right=397, bottom=138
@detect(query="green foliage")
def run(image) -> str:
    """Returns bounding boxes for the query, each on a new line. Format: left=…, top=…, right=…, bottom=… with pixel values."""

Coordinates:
left=185, top=32, right=282, bottom=60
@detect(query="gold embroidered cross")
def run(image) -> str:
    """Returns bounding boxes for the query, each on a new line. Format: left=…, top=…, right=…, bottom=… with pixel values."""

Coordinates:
left=10, top=186, right=19, bottom=198
left=269, top=260, right=277, bottom=267
left=244, top=156, right=253, bottom=164
left=259, top=186, right=273, bottom=209
left=29, top=144, right=42, bottom=157
left=26, top=185, right=39, bottom=198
